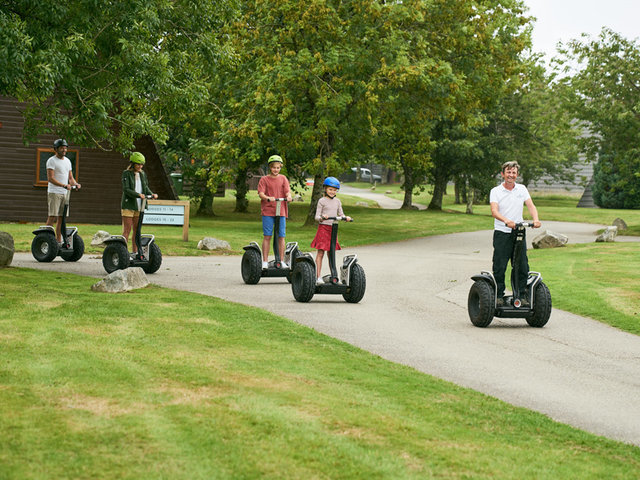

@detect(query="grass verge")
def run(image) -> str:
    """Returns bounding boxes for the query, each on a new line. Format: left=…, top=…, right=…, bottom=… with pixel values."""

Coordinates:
left=0, top=268, right=638, bottom=479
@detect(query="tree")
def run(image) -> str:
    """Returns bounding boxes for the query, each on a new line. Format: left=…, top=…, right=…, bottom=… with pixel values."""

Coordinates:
left=555, top=28, right=640, bottom=209
left=1, top=0, right=236, bottom=151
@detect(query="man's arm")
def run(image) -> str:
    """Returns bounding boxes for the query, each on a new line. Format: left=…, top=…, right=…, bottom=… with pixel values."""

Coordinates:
left=524, top=198, right=541, bottom=228
left=490, top=202, right=516, bottom=229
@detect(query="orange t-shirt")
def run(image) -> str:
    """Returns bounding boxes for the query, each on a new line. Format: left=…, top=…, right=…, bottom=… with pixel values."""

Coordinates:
left=258, top=174, right=290, bottom=217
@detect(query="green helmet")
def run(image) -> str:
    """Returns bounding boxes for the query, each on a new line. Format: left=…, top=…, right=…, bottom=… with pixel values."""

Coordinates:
left=268, top=154, right=283, bottom=165
left=130, top=152, right=146, bottom=165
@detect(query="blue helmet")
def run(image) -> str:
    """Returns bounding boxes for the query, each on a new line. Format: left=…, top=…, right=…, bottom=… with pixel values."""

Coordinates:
left=323, top=177, right=340, bottom=189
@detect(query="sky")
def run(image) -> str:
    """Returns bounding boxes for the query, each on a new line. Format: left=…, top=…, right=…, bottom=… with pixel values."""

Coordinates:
left=523, top=0, right=640, bottom=62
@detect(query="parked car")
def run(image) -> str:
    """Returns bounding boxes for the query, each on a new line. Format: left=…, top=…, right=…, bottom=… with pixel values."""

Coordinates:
left=351, top=167, right=381, bottom=182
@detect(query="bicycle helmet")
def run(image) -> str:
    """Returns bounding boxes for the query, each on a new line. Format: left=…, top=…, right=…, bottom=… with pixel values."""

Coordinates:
left=53, top=139, right=68, bottom=149
left=323, top=177, right=340, bottom=189
left=268, top=154, right=283, bottom=165
left=130, top=152, right=146, bottom=164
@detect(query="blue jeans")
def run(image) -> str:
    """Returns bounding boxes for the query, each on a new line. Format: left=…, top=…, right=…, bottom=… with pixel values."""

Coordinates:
left=262, top=216, right=286, bottom=238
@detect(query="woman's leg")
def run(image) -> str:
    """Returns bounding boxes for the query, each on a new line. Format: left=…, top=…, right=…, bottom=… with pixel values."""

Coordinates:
left=122, top=216, right=133, bottom=250
left=130, top=213, right=140, bottom=253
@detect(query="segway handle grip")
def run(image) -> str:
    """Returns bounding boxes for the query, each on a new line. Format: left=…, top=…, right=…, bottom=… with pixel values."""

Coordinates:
left=515, top=222, right=535, bottom=228
left=267, top=197, right=289, bottom=202
left=327, top=216, right=353, bottom=222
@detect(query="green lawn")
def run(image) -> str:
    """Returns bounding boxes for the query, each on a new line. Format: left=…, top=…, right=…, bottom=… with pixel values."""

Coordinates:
left=0, top=268, right=638, bottom=479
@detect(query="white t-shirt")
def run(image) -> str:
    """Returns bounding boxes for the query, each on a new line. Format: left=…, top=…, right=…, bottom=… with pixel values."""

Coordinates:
left=134, top=172, right=142, bottom=210
left=46, top=155, right=73, bottom=195
left=489, top=183, right=531, bottom=233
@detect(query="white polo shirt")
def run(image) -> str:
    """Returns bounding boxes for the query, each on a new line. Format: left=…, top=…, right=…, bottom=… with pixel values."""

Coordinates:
left=46, top=155, right=73, bottom=195
left=489, top=183, right=530, bottom=233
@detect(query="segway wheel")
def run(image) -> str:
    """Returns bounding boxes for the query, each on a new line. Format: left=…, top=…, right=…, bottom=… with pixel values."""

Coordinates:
left=31, top=233, right=59, bottom=262
left=291, top=261, right=316, bottom=303
left=468, top=280, right=495, bottom=327
left=60, top=233, right=84, bottom=262
left=342, top=263, right=366, bottom=303
left=142, top=242, right=162, bottom=274
left=241, top=249, right=262, bottom=284
left=526, top=281, right=552, bottom=328
left=102, top=243, right=130, bottom=273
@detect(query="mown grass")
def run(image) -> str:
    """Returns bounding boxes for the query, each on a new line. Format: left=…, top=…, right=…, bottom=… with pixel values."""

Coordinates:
left=0, top=268, right=638, bottom=479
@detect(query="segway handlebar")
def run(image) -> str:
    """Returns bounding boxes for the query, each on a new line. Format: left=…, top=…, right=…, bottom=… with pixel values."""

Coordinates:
left=515, top=222, right=535, bottom=228
left=267, top=197, right=290, bottom=202
left=327, top=216, right=353, bottom=222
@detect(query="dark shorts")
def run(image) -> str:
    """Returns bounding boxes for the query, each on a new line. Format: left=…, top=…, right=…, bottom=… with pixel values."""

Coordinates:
left=311, top=224, right=341, bottom=251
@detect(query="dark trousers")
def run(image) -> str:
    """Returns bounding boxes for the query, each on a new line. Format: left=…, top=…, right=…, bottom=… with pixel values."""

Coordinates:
left=492, top=230, right=529, bottom=298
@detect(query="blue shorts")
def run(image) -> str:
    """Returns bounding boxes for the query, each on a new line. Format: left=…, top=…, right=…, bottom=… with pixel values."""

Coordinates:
left=262, top=216, right=286, bottom=237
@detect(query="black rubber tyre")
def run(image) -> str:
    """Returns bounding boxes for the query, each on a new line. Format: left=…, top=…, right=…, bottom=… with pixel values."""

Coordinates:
left=291, top=261, right=316, bottom=303
left=142, top=242, right=162, bottom=274
left=102, top=243, right=130, bottom=273
left=241, top=249, right=262, bottom=284
left=342, top=263, right=366, bottom=303
left=60, top=233, right=84, bottom=262
left=468, top=280, right=495, bottom=327
left=31, top=233, right=59, bottom=262
left=526, top=281, right=552, bottom=328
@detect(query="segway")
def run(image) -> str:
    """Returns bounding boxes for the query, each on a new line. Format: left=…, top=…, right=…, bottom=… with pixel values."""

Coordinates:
left=102, top=195, right=162, bottom=274
left=467, top=222, right=552, bottom=328
left=241, top=198, right=301, bottom=284
left=291, top=216, right=365, bottom=303
left=31, top=186, right=84, bottom=262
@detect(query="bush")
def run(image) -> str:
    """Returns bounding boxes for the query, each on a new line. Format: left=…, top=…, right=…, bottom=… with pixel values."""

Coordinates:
left=592, top=151, right=640, bottom=209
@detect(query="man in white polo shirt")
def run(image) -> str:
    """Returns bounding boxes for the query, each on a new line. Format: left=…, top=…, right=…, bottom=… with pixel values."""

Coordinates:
left=489, top=161, right=541, bottom=306
left=46, top=139, right=81, bottom=243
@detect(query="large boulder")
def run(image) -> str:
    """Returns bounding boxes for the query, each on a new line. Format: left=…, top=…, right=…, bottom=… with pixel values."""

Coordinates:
left=532, top=230, right=569, bottom=249
left=91, top=267, right=149, bottom=293
left=91, top=230, right=111, bottom=247
left=612, top=218, right=628, bottom=231
left=0, top=232, right=15, bottom=267
left=595, top=226, right=618, bottom=243
left=197, top=237, right=231, bottom=251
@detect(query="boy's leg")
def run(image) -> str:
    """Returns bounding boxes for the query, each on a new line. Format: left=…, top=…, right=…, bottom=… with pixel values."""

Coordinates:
left=261, top=236, right=271, bottom=261
left=261, top=216, right=275, bottom=261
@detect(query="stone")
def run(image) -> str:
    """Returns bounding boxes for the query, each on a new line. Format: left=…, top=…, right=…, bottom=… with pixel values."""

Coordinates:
left=385, top=190, right=393, bottom=194
left=197, top=237, right=231, bottom=251
left=293, top=194, right=303, bottom=202
left=595, top=226, right=618, bottom=242
left=612, top=218, right=628, bottom=231
left=0, top=232, right=15, bottom=267
left=91, top=230, right=111, bottom=246
left=91, top=267, right=149, bottom=293
left=355, top=201, right=369, bottom=207
left=532, top=230, right=568, bottom=249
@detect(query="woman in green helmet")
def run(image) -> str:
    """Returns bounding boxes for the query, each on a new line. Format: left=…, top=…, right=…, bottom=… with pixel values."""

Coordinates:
left=121, top=152, right=157, bottom=255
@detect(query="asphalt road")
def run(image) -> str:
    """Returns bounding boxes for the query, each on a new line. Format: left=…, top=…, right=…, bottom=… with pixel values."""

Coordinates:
left=10, top=220, right=640, bottom=446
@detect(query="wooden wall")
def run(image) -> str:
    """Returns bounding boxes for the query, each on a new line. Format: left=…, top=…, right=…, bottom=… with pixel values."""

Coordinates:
left=0, top=96, right=176, bottom=224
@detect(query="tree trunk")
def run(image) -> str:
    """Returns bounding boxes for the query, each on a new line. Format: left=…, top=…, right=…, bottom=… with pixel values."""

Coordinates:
left=234, top=169, right=249, bottom=213
left=401, top=162, right=414, bottom=209
left=197, top=188, right=215, bottom=216
left=304, top=173, right=325, bottom=226
left=427, top=172, right=447, bottom=211
left=465, top=178, right=474, bottom=214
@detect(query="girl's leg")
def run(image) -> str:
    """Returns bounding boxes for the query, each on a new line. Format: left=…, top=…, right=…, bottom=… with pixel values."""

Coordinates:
left=122, top=216, right=133, bottom=250
left=315, top=249, right=325, bottom=278
left=130, top=213, right=140, bottom=253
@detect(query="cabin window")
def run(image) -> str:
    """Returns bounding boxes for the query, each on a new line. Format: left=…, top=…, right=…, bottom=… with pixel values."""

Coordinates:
left=35, top=148, right=79, bottom=187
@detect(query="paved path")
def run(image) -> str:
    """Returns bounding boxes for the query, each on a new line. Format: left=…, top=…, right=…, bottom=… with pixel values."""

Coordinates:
left=11, top=218, right=640, bottom=446
left=340, top=185, right=427, bottom=210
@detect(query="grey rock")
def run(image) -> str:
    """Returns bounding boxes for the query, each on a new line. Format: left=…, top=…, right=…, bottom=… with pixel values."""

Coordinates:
left=532, top=230, right=569, bottom=249
left=355, top=201, right=369, bottom=207
left=91, top=230, right=111, bottom=246
left=91, top=267, right=149, bottom=293
left=0, top=232, right=15, bottom=267
left=612, top=218, right=628, bottom=231
left=293, top=194, right=304, bottom=202
left=595, top=226, right=618, bottom=242
left=197, top=237, right=231, bottom=251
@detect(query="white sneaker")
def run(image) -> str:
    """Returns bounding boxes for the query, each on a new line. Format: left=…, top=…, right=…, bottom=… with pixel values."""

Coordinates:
left=280, top=261, right=288, bottom=268
left=316, top=277, right=323, bottom=285
left=262, top=261, right=268, bottom=269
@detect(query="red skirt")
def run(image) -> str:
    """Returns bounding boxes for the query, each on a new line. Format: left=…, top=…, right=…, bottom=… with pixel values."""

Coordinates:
left=311, top=224, right=341, bottom=251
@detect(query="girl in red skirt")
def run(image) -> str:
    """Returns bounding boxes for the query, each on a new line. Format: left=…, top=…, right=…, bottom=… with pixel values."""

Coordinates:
left=311, top=177, right=352, bottom=284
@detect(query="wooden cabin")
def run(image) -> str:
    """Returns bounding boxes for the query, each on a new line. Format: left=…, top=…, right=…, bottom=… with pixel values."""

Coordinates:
left=0, top=96, right=176, bottom=224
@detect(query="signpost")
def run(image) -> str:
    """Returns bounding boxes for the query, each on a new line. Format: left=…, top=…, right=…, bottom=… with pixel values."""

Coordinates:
left=144, top=199, right=190, bottom=241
